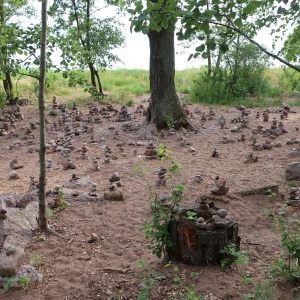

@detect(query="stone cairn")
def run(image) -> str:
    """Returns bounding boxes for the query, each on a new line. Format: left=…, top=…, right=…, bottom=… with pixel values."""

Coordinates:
left=109, top=172, right=122, bottom=187
left=244, top=153, right=258, bottom=164
left=287, top=187, right=300, bottom=206
left=29, top=176, right=39, bottom=193
left=80, top=141, right=89, bottom=159
left=9, top=157, right=24, bottom=170
left=211, top=147, right=219, bottom=158
left=116, top=106, right=132, bottom=122
left=92, top=158, right=99, bottom=171
left=211, top=176, right=229, bottom=196
left=180, top=136, right=190, bottom=147
left=62, top=158, right=76, bottom=170
left=156, top=166, right=167, bottom=187
left=219, top=116, right=226, bottom=129
left=280, top=102, right=290, bottom=120
left=104, top=181, right=124, bottom=201
left=89, top=182, right=98, bottom=195
left=262, top=111, right=269, bottom=122
left=49, top=96, right=60, bottom=116
left=144, top=141, right=157, bottom=159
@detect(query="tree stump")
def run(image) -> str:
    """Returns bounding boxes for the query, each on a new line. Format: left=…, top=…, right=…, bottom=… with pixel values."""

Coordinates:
left=168, top=205, right=240, bottom=265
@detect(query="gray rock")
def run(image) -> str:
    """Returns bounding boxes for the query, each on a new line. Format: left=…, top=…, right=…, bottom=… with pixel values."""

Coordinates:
left=286, top=162, right=300, bottom=180
left=211, top=186, right=229, bottom=196
left=0, top=245, right=25, bottom=276
left=211, top=212, right=235, bottom=229
left=216, top=209, right=228, bottom=218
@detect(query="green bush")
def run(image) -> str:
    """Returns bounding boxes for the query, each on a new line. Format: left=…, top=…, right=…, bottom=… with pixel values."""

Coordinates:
left=278, top=67, right=300, bottom=96
left=191, top=41, right=273, bottom=105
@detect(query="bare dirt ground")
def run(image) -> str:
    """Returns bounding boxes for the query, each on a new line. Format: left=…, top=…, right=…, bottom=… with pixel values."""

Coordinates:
left=0, top=95, right=300, bottom=299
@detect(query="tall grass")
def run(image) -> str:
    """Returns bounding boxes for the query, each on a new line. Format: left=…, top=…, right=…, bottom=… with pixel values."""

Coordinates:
left=4, top=67, right=300, bottom=107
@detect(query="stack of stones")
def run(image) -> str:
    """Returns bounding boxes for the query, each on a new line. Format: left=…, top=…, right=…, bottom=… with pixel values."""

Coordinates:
left=156, top=166, right=167, bottom=187
left=9, top=157, right=24, bottom=170
left=80, top=141, right=89, bottom=159
left=287, top=187, right=300, bottom=206
left=109, top=172, right=121, bottom=187
left=13, top=105, right=24, bottom=120
left=92, top=158, right=99, bottom=171
left=144, top=141, right=157, bottom=159
left=263, top=111, right=269, bottom=122
left=116, top=106, right=132, bottom=122
left=62, top=158, right=76, bottom=170
left=29, top=176, right=39, bottom=193
left=49, top=96, right=60, bottom=116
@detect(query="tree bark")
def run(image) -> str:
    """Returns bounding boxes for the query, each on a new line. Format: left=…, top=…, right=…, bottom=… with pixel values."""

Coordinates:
left=3, top=73, right=15, bottom=104
left=88, top=62, right=104, bottom=95
left=38, top=0, right=48, bottom=231
left=139, top=28, right=196, bottom=138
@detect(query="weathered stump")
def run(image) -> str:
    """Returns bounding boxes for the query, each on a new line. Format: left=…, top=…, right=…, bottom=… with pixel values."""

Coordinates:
left=168, top=205, right=240, bottom=265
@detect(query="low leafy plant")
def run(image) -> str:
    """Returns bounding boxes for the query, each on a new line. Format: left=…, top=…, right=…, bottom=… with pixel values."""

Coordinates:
left=3, top=275, right=31, bottom=293
left=266, top=208, right=300, bottom=282
left=186, top=211, right=197, bottom=221
left=220, top=244, right=250, bottom=269
left=136, top=260, right=204, bottom=300
left=164, top=115, right=175, bottom=129
left=243, top=282, right=278, bottom=300
left=136, top=260, right=158, bottom=300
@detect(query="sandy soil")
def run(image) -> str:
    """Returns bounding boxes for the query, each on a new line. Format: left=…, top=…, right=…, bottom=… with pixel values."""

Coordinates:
left=0, top=96, right=300, bottom=300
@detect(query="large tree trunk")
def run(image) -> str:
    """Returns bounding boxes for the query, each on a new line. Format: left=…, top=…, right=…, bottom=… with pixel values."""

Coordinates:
left=139, top=28, right=196, bottom=138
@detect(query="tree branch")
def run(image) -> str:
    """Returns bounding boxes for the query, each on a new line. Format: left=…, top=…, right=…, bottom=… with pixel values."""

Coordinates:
left=71, top=0, right=86, bottom=47
left=203, top=16, right=300, bottom=72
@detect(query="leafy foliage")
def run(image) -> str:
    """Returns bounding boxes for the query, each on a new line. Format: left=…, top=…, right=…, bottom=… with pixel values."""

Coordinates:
left=191, top=40, right=272, bottom=104
left=220, top=244, right=250, bottom=269
left=136, top=260, right=204, bottom=300
left=49, top=0, right=125, bottom=98
left=137, top=144, right=183, bottom=259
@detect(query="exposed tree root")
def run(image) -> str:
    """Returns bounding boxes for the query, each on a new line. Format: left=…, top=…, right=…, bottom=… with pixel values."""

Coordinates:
left=136, top=122, right=158, bottom=140
left=46, top=227, right=71, bottom=241
left=182, top=119, right=198, bottom=132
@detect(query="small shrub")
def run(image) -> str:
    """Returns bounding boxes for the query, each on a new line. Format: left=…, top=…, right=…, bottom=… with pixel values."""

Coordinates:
left=220, top=244, right=250, bottom=268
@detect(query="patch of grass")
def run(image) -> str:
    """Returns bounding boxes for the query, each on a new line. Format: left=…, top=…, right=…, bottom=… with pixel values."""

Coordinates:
left=4, top=66, right=300, bottom=109
left=30, top=254, right=44, bottom=268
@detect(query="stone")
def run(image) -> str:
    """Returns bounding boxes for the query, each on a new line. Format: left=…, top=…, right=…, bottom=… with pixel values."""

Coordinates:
left=104, top=189, right=124, bottom=201
left=9, top=171, right=19, bottom=179
left=9, top=157, right=24, bottom=170
left=144, top=149, right=156, bottom=156
left=194, top=174, right=203, bottom=183
left=286, top=162, right=300, bottom=181
left=216, top=209, right=228, bottom=218
left=0, top=244, right=25, bottom=276
left=211, top=176, right=229, bottom=196
left=86, top=233, right=98, bottom=243
left=211, top=212, right=235, bottom=229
